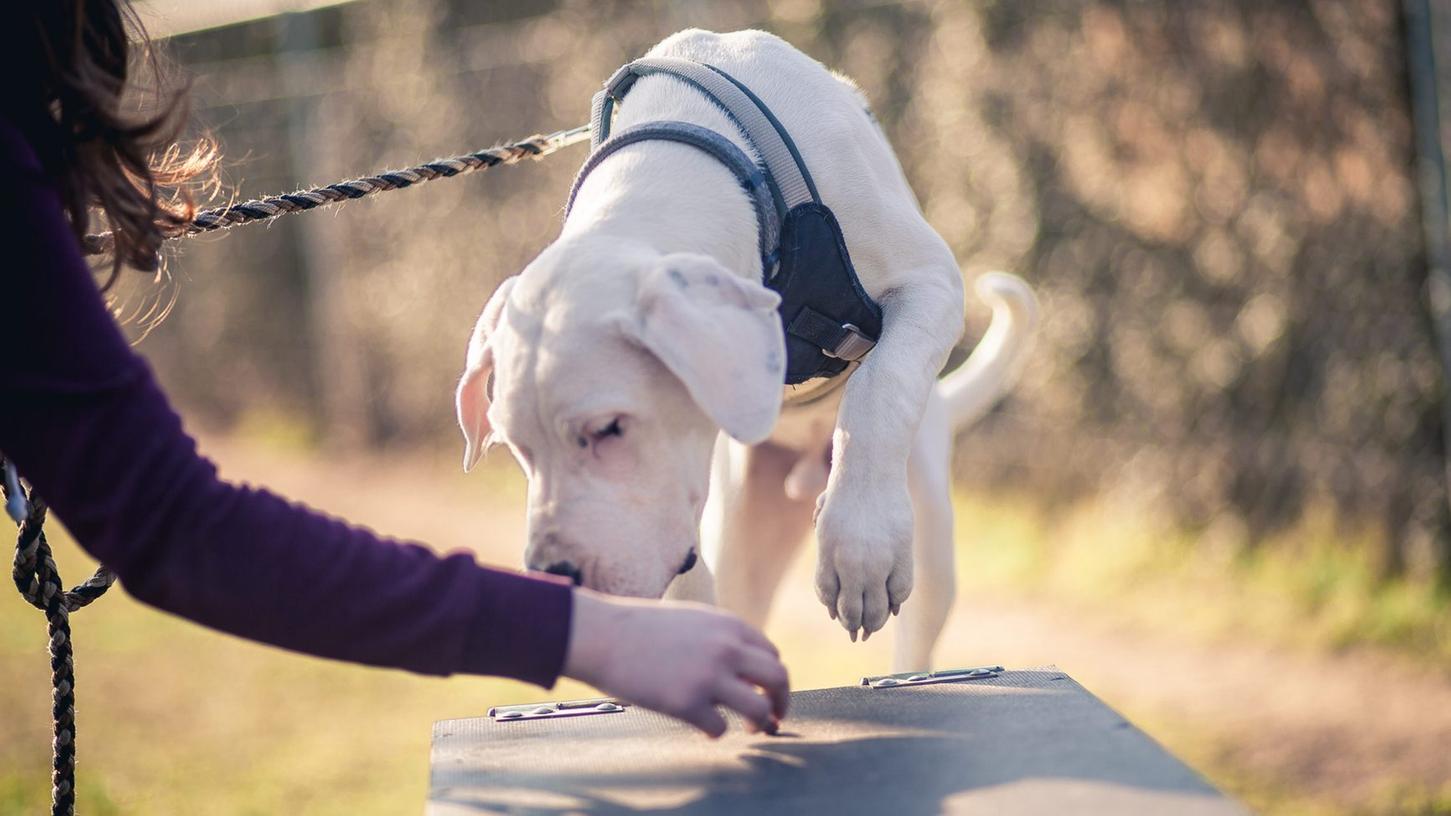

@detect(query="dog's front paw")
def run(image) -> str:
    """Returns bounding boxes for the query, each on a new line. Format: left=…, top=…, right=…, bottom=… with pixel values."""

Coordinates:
left=814, top=484, right=913, bottom=641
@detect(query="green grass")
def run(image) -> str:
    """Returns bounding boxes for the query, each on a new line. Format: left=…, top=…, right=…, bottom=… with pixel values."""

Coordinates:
left=0, top=455, right=556, bottom=816
left=4, top=449, right=1448, bottom=814
left=946, top=491, right=1451, bottom=816
left=0, top=536, right=563, bottom=814
left=1369, top=784, right=1451, bottom=816
left=950, top=492, right=1451, bottom=668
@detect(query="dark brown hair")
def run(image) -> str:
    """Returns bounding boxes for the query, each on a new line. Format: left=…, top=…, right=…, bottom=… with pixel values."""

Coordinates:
left=13, top=0, right=219, bottom=286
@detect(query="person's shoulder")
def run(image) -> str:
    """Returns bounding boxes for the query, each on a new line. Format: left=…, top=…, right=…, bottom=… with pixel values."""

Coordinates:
left=0, top=108, right=62, bottom=221
left=0, top=107, right=51, bottom=181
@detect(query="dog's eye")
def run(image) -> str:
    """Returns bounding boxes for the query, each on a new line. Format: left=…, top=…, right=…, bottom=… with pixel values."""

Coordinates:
left=577, top=418, right=625, bottom=451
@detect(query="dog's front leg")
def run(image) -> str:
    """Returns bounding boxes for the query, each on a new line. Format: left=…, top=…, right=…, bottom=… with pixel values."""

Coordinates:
left=815, top=273, right=963, bottom=640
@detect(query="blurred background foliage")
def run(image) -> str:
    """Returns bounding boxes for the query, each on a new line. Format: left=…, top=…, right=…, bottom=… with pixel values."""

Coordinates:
left=136, top=0, right=1451, bottom=584
left=6, top=1, right=1450, bottom=814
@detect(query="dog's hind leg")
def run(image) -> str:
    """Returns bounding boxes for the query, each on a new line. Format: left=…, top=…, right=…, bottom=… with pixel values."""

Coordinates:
left=712, top=441, right=817, bottom=629
left=892, top=392, right=957, bottom=673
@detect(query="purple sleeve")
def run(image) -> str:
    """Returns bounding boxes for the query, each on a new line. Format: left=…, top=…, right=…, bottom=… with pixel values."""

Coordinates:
left=0, top=118, right=572, bottom=684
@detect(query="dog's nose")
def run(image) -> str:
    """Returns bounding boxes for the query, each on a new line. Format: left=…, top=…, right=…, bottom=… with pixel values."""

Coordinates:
left=542, top=560, right=584, bottom=586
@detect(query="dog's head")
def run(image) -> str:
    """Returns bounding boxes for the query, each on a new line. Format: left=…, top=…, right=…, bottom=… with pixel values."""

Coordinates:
left=456, top=244, right=784, bottom=597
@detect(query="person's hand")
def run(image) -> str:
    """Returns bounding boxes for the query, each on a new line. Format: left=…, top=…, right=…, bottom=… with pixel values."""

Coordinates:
left=562, top=588, right=789, bottom=737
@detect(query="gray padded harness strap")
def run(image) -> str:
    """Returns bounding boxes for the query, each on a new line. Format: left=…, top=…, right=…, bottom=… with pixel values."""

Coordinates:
left=577, top=57, right=883, bottom=384
left=566, top=121, right=779, bottom=271
left=590, top=57, right=821, bottom=216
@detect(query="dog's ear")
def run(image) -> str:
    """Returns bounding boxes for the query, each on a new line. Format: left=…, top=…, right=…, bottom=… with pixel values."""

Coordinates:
left=456, top=277, right=517, bottom=472
left=622, top=253, right=785, bottom=443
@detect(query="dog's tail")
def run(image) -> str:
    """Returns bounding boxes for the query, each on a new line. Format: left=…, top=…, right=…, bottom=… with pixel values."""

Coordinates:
left=937, top=272, right=1040, bottom=432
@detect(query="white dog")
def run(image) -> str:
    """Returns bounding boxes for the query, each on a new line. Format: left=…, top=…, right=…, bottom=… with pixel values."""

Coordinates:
left=456, top=29, right=1037, bottom=671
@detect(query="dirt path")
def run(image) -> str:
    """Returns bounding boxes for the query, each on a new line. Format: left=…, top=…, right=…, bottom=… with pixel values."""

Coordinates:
left=205, top=436, right=1451, bottom=813
left=937, top=593, right=1451, bottom=808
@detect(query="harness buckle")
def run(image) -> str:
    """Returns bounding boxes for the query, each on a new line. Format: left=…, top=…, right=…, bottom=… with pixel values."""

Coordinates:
left=825, top=323, right=876, bottom=361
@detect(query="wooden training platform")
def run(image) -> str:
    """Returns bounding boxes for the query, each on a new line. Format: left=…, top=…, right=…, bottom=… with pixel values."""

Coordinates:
left=427, top=666, right=1245, bottom=815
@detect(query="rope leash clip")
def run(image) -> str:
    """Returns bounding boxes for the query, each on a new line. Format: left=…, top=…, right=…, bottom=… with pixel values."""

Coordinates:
left=5, top=460, right=30, bottom=523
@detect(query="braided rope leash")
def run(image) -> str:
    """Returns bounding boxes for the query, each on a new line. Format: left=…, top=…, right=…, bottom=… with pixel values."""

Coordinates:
left=12, top=125, right=586, bottom=816
left=81, top=125, right=589, bottom=256
left=5, top=460, right=116, bottom=816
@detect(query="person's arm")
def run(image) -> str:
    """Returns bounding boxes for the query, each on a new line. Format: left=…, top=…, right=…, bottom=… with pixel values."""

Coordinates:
left=0, top=118, right=569, bottom=682
left=0, top=117, right=789, bottom=732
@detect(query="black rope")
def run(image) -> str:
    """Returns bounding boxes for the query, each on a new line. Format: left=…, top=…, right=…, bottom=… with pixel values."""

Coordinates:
left=4, top=460, right=116, bottom=816
left=80, top=125, right=589, bottom=257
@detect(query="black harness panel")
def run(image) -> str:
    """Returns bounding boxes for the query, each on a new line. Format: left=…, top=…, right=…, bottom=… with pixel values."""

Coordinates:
left=773, top=204, right=883, bottom=384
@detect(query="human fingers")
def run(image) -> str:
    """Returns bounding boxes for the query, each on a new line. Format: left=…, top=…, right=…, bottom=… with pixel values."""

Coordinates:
left=734, top=645, right=790, bottom=721
left=680, top=703, right=729, bottom=738
left=714, top=678, right=776, bottom=733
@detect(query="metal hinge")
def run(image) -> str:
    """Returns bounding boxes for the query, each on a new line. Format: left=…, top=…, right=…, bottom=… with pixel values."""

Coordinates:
left=489, top=697, right=627, bottom=722
left=487, top=666, right=1004, bottom=724
left=861, top=665, right=1004, bottom=689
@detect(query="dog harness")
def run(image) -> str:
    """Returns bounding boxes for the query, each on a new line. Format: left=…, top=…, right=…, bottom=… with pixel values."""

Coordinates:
left=566, top=57, right=883, bottom=389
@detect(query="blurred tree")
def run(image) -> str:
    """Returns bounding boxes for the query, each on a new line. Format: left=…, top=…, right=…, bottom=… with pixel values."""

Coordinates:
left=139, top=0, right=1449, bottom=579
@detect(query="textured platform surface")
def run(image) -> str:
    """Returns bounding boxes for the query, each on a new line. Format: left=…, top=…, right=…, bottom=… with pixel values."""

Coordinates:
left=429, top=667, right=1245, bottom=815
